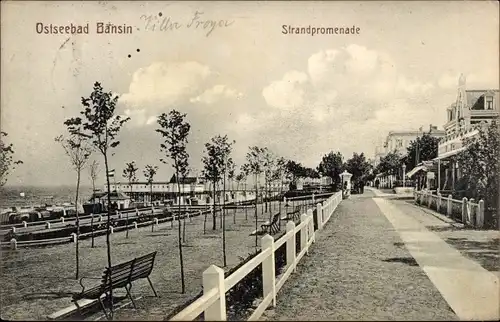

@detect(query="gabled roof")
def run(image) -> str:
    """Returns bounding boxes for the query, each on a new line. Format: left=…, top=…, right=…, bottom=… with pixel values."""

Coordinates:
left=466, top=90, right=499, bottom=110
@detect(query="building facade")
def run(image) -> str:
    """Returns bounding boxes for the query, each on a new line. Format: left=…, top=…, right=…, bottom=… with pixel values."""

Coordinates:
left=434, top=74, right=499, bottom=190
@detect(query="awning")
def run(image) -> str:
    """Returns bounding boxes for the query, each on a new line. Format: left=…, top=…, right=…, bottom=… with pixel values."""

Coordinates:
left=433, top=147, right=467, bottom=161
left=406, top=165, right=427, bottom=178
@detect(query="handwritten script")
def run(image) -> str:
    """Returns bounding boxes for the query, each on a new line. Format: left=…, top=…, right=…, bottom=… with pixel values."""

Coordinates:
left=140, top=11, right=235, bottom=37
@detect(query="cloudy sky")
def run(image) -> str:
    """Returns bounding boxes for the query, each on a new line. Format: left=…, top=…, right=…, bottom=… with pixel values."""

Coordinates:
left=1, top=1, right=498, bottom=187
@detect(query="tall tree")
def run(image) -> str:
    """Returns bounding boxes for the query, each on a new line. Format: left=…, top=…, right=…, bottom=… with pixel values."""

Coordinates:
left=55, top=133, right=91, bottom=279
left=242, top=146, right=265, bottom=248
left=376, top=151, right=403, bottom=178
left=0, top=132, right=23, bottom=187
left=403, top=133, right=440, bottom=170
left=144, top=164, right=158, bottom=232
left=345, top=152, right=371, bottom=182
left=64, top=82, right=130, bottom=318
left=457, top=121, right=499, bottom=225
left=317, top=151, right=344, bottom=188
left=156, top=109, right=190, bottom=294
left=123, top=161, right=138, bottom=239
left=88, top=160, right=100, bottom=248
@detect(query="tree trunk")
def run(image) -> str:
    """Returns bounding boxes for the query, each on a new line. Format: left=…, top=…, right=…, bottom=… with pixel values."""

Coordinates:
left=176, top=171, right=186, bottom=294
left=75, top=169, right=81, bottom=280
left=91, top=179, right=95, bottom=248
left=182, top=178, right=186, bottom=243
left=222, top=165, right=227, bottom=267
left=150, top=182, right=154, bottom=233
left=103, top=152, right=114, bottom=319
left=254, top=173, right=259, bottom=249
left=212, top=181, right=217, bottom=230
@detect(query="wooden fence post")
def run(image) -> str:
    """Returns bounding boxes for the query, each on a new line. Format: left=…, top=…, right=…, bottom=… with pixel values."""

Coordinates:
left=307, top=209, right=314, bottom=244
left=427, top=192, right=432, bottom=208
left=437, top=193, right=441, bottom=211
left=461, top=197, right=468, bottom=224
left=10, top=238, right=17, bottom=250
left=154, top=218, right=159, bottom=226
left=22, top=221, right=27, bottom=228
left=71, top=233, right=77, bottom=243
left=45, top=222, right=51, bottom=229
left=286, top=221, right=296, bottom=272
left=11, top=227, right=16, bottom=233
left=98, top=215, right=103, bottom=222
left=61, top=217, right=65, bottom=224
left=316, top=203, right=323, bottom=230
left=447, top=195, right=452, bottom=216
left=477, top=200, right=485, bottom=228
left=262, top=234, right=276, bottom=307
left=202, top=265, right=226, bottom=321
left=133, top=221, right=138, bottom=230
left=469, top=198, right=475, bottom=227
left=109, top=226, right=114, bottom=234
left=300, top=213, right=307, bottom=254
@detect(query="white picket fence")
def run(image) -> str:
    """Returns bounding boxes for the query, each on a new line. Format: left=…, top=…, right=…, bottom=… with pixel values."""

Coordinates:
left=169, top=191, right=342, bottom=321
left=414, top=190, right=485, bottom=228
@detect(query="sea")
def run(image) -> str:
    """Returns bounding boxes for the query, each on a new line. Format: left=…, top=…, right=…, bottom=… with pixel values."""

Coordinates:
left=0, top=185, right=94, bottom=210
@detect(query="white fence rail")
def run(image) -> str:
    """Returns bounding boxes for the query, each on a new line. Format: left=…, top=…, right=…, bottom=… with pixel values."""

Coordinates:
left=169, top=191, right=342, bottom=321
left=414, top=190, right=485, bottom=228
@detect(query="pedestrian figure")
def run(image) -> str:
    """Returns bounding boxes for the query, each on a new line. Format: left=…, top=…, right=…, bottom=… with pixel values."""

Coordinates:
left=375, top=179, right=380, bottom=189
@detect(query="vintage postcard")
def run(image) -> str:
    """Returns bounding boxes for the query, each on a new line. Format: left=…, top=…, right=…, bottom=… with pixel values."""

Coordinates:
left=1, top=1, right=499, bottom=321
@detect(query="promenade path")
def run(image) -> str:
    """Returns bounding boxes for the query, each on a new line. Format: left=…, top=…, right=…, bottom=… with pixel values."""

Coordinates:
left=261, top=189, right=499, bottom=321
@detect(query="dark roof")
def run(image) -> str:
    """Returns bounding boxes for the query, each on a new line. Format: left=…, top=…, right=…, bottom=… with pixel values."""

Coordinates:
left=467, top=90, right=499, bottom=110
left=168, top=174, right=198, bottom=184
left=91, top=191, right=130, bottom=201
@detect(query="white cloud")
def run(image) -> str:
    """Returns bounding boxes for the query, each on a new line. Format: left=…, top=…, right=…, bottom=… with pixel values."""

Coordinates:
left=262, top=70, right=308, bottom=110
left=120, top=61, right=211, bottom=110
left=190, top=84, right=243, bottom=104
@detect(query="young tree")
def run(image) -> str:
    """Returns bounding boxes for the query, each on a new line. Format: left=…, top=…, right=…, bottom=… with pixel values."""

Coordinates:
left=64, top=82, right=130, bottom=317
left=88, top=160, right=100, bottom=248
left=55, top=133, right=91, bottom=279
left=202, top=136, right=224, bottom=231
left=156, top=109, right=190, bottom=294
left=317, top=151, right=344, bottom=188
left=144, top=164, right=159, bottom=206
left=123, top=161, right=138, bottom=239
left=272, top=157, right=287, bottom=216
left=179, top=164, right=190, bottom=243
left=262, top=148, right=275, bottom=214
left=235, top=172, right=248, bottom=220
left=144, top=164, right=158, bottom=232
left=226, top=159, right=237, bottom=222
left=242, top=146, right=265, bottom=248
left=0, top=132, right=23, bottom=187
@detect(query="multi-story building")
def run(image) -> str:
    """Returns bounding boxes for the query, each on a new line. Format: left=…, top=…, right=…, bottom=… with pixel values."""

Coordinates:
left=383, top=126, right=446, bottom=156
left=434, top=74, right=499, bottom=190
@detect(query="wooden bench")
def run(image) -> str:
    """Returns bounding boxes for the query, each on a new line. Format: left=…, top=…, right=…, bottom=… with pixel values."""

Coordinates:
left=251, top=213, right=281, bottom=236
left=281, top=207, right=301, bottom=222
left=72, top=251, right=158, bottom=319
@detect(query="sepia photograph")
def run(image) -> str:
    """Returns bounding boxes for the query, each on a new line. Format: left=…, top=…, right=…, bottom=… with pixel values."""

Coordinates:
left=0, top=0, right=499, bottom=321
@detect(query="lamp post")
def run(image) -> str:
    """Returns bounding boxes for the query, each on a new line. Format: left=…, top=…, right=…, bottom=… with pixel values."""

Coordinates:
left=402, top=164, right=406, bottom=188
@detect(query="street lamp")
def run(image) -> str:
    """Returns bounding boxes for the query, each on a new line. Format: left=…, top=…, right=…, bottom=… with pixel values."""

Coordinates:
left=402, top=164, right=406, bottom=188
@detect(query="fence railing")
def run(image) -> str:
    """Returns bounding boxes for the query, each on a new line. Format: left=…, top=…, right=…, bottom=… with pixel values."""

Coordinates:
left=1, top=208, right=208, bottom=250
left=414, top=190, right=485, bottom=228
left=169, top=191, right=342, bottom=321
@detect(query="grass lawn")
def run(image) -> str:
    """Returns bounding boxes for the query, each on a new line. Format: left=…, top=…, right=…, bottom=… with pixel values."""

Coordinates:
left=0, top=200, right=312, bottom=321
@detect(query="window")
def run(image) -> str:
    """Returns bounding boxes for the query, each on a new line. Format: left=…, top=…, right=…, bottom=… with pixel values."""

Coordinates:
left=486, top=96, right=493, bottom=110
left=396, top=139, right=403, bottom=148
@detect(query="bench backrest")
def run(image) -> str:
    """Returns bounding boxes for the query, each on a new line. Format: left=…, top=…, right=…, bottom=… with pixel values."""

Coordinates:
left=101, top=251, right=157, bottom=289
left=271, top=213, right=280, bottom=223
